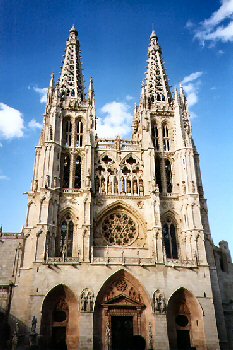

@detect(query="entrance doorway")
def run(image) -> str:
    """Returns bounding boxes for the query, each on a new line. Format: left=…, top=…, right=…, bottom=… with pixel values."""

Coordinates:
left=51, top=327, right=67, bottom=349
left=111, top=316, right=133, bottom=350
left=177, top=329, right=191, bottom=350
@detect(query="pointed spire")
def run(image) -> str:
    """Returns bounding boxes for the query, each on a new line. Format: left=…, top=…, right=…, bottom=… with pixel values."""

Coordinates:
left=59, top=25, right=85, bottom=101
left=88, top=76, right=95, bottom=106
left=49, top=72, right=55, bottom=88
left=143, top=30, right=172, bottom=106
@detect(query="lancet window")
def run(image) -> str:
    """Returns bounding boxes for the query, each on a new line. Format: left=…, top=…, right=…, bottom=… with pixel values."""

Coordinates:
left=76, top=119, right=83, bottom=147
left=165, top=159, right=172, bottom=193
left=162, top=124, right=170, bottom=151
left=56, top=214, right=74, bottom=257
left=162, top=218, right=178, bottom=259
left=74, top=156, right=82, bottom=189
left=64, top=119, right=72, bottom=147
left=63, top=154, right=70, bottom=188
left=152, top=125, right=159, bottom=150
left=155, top=157, right=162, bottom=193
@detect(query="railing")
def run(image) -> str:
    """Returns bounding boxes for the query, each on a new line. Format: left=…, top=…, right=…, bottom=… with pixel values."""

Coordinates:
left=46, top=256, right=80, bottom=264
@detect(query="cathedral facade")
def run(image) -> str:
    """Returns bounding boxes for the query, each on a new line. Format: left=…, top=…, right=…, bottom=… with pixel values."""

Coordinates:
left=0, top=26, right=232, bottom=350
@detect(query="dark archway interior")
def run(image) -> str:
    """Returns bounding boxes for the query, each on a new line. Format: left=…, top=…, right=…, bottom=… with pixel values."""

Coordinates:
left=167, top=288, right=205, bottom=350
left=40, top=285, right=79, bottom=350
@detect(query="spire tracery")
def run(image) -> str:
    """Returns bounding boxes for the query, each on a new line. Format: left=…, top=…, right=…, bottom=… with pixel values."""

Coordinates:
left=144, top=30, right=172, bottom=106
left=59, top=26, right=85, bottom=101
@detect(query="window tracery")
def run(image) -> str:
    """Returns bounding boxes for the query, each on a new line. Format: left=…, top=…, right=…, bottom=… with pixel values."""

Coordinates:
left=162, top=124, right=170, bottom=151
left=62, top=154, right=70, bottom=188
left=162, top=218, right=178, bottom=259
left=155, top=157, right=162, bottom=193
left=64, top=119, right=72, bottom=147
left=95, top=154, right=144, bottom=196
left=165, top=159, right=172, bottom=193
left=152, top=124, right=159, bottom=150
left=56, top=214, right=74, bottom=257
left=76, top=118, right=83, bottom=147
left=74, top=156, right=81, bottom=188
left=102, top=211, right=137, bottom=246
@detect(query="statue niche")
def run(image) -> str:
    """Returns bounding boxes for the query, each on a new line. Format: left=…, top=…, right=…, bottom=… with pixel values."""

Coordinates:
left=80, top=288, right=94, bottom=312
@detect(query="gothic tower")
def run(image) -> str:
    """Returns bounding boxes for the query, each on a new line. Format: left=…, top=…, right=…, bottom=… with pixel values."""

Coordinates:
left=9, top=27, right=227, bottom=350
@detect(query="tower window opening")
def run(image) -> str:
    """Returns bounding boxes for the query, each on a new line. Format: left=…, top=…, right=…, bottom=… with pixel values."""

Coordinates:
left=162, top=125, right=170, bottom=151
left=155, top=158, right=162, bottom=192
left=152, top=125, right=159, bottom=150
left=65, top=119, right=72, bottom=147
left=74, top=156, right=81, bottom=189
left=76, top=119, right=83, bottom=147
left=162, top=220, right=178, bottom=259
left=165, top=159, right=172, bottom=193
left=58, top=216, right=74, bottom=257
left=63, top=155, right=70, bottom=188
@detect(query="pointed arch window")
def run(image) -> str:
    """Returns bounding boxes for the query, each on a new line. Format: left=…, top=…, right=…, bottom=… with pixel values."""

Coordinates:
left=162, top=219, right=178, bottom=259
left=155, top=157, right=162, bottom=193
left=63, top=154, right=70, bottom=188
left=56, top=215, right=74, bottom=257
left=74, top=156, right=81, bottom=189
left=76, top=119, right=83, bottom=147
left=152, top=125, right=159, bottom=150
left=64, top=119, right=72, bottom=147
left=165, top=159, right=172, bottom=193
left=162, top=124, right=170, bottom=151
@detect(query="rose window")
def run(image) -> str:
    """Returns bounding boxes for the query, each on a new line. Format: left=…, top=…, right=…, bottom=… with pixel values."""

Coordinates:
left=102, top=211, right=137, bottom=245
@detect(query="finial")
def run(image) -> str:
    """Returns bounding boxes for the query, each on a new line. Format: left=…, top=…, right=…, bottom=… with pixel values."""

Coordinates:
left=49, top=72, right=55, bottom=88
left=150, top=30, right=157, bottom=39
left=70, top=24, right=78, bottom=35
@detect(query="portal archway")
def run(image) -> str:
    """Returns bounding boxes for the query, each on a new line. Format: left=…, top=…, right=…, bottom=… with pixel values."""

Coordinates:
left=40, top=284, right=79, bottom=350
left=167, top=288, right=206, bottom=350
left=93, top=270, right=152, bottom=350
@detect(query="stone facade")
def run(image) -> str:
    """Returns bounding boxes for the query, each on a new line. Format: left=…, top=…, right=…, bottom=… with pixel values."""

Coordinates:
left=0, top=26, right=232, bottom=350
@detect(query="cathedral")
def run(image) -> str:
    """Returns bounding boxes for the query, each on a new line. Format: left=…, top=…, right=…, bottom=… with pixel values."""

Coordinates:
left=0, top=25, right=233, bottom=350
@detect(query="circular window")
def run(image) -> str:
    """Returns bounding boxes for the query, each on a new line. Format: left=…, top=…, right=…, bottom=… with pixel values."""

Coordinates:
left=102, top=211, right=137, bottom=246
left=175, top=314, right=189, bottom=327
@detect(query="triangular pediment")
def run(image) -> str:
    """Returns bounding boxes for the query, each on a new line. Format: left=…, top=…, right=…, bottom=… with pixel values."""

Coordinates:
left=103, top=293, right=144, bottom=307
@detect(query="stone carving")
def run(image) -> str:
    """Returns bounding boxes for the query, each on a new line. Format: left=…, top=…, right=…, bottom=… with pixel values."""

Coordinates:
left=80, top=288, right=94, bottom=312
left=115, top=280, right=127, bottom=292
left=152, top=289, right=166, bottom=314
left=31, top=316, right=37, bottom=334
left=101, top=211, right=137, bottom=246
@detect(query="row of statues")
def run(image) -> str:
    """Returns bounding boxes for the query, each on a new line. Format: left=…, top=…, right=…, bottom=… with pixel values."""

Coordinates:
left=96, top=176, right=144, bottom=196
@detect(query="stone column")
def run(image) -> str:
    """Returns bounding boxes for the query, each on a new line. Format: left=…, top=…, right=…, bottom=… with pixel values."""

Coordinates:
left=154, top=314, right=170, bottom=350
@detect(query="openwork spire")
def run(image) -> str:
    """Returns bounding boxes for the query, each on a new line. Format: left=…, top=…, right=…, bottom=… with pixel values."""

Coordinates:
left=59, top=25, right=85, bottom=101
left=144, top=30, right=172, bottom=106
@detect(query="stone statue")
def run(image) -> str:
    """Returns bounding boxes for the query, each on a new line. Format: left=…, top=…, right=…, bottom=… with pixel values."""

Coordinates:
left=31, top=316, right=37, bottom=334
left=80, top=288, right=94, bottom=312
left=153, top=290, right=166, bottom=314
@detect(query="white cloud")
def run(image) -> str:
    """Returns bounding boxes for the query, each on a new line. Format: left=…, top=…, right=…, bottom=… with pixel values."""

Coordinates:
left=0, top=103, right=24, bottom=139
left=126, top=95, right=134, bottom=101
left=181, top=72, right=203, bottom=108
left=181, top=72, right=203, bottom=85
left=0, top=175, right=9, bottom=180
left=32, top=87, right=48, bottom=103
left=186, top=20, right=195, bottom=29
left=194, top=0, right=233, bottom=44
left=97, top=101, right=133, bottom=138
left=28, top=119, right=43, bottom=129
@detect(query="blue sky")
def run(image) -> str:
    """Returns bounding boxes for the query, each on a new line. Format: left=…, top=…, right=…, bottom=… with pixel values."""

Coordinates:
left=0, top=0, right=232, bottom=251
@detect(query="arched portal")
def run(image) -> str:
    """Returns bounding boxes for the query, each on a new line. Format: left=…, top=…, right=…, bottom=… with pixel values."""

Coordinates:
left=167, top=288, right=206, bottom=350
left=40, top=284, right=79, bottom=350
left=94, top=270, right=152, bottom=350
